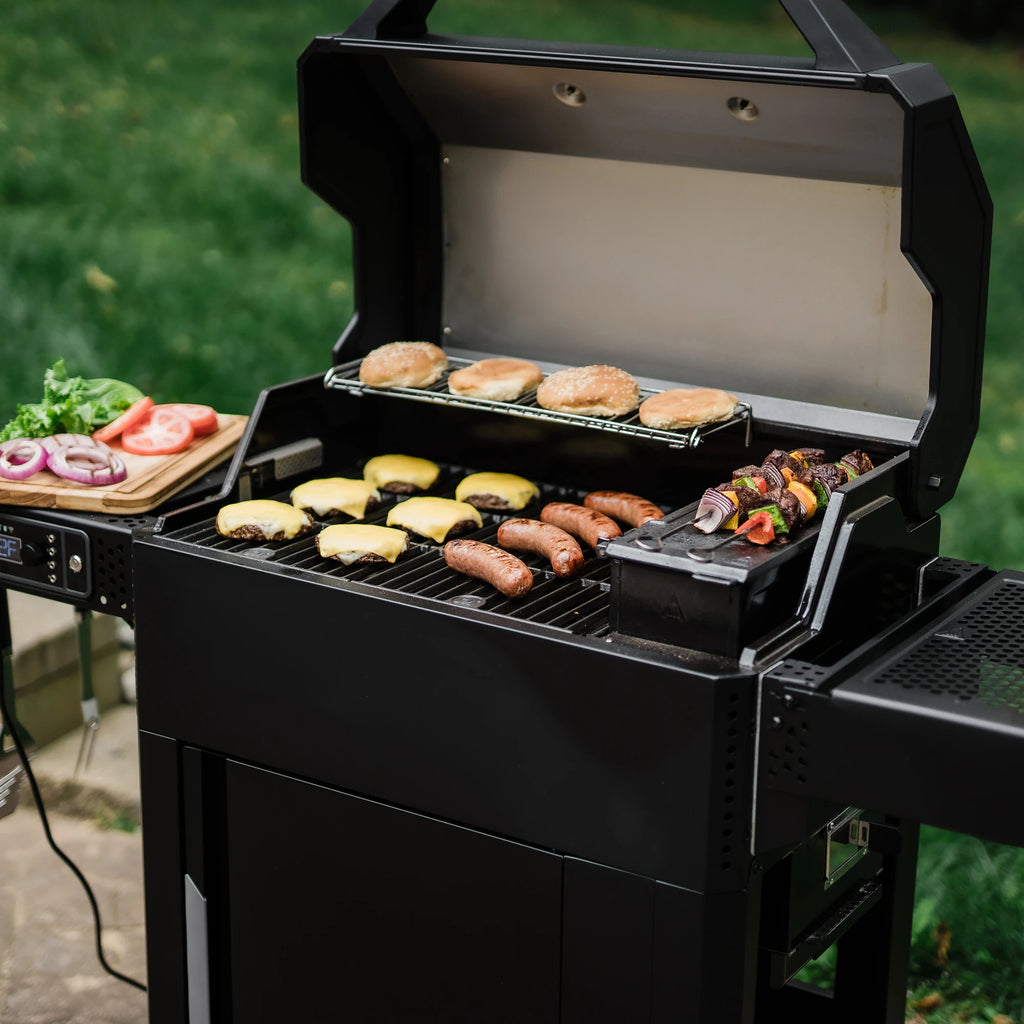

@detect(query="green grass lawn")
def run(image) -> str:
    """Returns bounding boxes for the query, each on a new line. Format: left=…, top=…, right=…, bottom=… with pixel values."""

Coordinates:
left=3, top=2, right=1024, bottom=1019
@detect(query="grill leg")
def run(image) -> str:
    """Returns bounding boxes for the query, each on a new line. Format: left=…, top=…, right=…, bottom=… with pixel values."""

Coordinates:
left=831, top=820, right=919, bottom=1023
left=754, top=819, right=919, bottom=1023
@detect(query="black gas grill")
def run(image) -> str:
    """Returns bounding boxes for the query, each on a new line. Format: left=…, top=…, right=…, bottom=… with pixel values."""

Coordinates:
left=121, top=2, right=1024, bottom=1022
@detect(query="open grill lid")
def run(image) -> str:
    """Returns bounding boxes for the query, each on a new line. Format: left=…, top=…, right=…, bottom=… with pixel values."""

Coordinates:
left=297, top=0, right=991, bottom=518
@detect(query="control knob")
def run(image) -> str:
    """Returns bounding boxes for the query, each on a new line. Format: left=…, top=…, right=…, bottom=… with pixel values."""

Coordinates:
left=20, top=542, right=45, bottom=567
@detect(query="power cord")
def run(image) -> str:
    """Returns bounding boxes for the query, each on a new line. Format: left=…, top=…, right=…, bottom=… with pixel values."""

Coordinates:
left=0, top=642, right=147, bottom=993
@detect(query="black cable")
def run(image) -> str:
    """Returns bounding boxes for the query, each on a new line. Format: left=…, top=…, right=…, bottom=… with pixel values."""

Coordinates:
left=0, top=652, right=147, bottom=993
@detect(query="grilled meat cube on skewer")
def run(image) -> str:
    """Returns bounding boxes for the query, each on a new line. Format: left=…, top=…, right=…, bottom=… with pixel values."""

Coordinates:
left=838, top=449, right=875, bottom=477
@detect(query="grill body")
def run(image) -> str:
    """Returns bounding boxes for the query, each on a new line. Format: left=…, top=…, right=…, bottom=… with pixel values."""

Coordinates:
left=133, top=515, right=913, bottom=1023
left=127, top=2, right=1012, bottom=1022
left=133, top=381, right=975, bottom=1023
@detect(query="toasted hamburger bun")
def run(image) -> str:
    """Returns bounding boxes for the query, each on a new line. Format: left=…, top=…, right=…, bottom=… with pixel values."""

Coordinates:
left=363, top=454, right=440, bottom=494
left=216, top=499, right=315, bottom=542
left=358, top=341, right=447, bottom=388
left=447, top=358, right=544, bottom=402
left=290, top=478, right=380, bottom=519
left=316, top=524, right=409, bottom=564
left=638, top=387, right=739, bottom=429
left=536, top=364, right=639, bottom=418
left=455, top=472, right=539, bottom=511
left=386, top=496, right=482, bottom=544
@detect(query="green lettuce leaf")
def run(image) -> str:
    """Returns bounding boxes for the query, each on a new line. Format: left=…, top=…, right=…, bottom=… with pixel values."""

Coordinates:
left=0, top=360, right=144, bottom=441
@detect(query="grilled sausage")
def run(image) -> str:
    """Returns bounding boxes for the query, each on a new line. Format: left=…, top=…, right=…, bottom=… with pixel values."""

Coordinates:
left=583, top=490, right=664, bottom=528
left=539, top=502, right=622, bottom=550
left=443, top=539, right=534, bottom=598
left=497, top=519, right=585, bottom=577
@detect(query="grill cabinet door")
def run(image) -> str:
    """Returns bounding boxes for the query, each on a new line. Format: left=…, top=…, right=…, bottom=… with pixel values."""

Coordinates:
left=759, top=569, right=1024, bottom=848
left=223, top=760, right=563, bottom=1022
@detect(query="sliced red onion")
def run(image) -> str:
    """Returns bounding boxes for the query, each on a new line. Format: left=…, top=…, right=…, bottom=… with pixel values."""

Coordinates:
left=43, top=435, right=113, bottom=469
left=49, top=432, right=105, bottom=449
left=47, top=445, right=127, bottom=486
left=0, top=439, right=49, bottom=480
left=758, top=461, right=786, bottom=490
left=694, top=487, right=736, bottom=534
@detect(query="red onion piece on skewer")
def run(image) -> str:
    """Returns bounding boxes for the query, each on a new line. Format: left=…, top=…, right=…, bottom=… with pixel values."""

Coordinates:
left=693, top=487, right=736, bottom=534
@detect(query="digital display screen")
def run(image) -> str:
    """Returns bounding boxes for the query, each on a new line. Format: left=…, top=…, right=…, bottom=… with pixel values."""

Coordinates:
left=0, top=535, right=23, bottom=564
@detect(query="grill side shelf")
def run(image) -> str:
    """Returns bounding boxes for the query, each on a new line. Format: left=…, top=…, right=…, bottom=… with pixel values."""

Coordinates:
left=324, top=359, right=752, bottom=450
left=758, top=569, right=1024, bottom=849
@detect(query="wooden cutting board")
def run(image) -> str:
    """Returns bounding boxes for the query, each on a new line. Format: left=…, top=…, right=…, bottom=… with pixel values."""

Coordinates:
left=0, top=414, right=247, bottom=514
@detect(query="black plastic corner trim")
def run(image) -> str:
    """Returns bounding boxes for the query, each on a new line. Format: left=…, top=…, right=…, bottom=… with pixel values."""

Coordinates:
left=778, top=0, right=900, bottom=72
left=884, top=64, right=993, bottom=519
left=344, top=0, right=437, bottom=40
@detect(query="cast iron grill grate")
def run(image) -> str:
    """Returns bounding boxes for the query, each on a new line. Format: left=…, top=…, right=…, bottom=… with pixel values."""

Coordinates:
left=161, top=466, right=616, bottom=637
left=862, top=574, right=1024, bottom=715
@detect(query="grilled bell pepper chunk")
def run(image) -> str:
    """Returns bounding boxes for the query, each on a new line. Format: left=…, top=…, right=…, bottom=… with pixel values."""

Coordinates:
left=733, top=475, right=768, bottom=495
left=787, top=480, right=818, bottom=522
left=723, top=489, right=741, bottom=531
left=735, top=510, right=775, bottom=545
left=747, top=502, right=789, bottom=535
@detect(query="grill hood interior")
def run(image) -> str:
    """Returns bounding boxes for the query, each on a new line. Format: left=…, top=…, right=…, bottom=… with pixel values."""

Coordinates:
left=297, top=3, right=991, bottom=517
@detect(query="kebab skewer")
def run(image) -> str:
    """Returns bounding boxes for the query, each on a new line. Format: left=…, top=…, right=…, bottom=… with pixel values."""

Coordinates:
left=693, top=448, right=875, bottom=547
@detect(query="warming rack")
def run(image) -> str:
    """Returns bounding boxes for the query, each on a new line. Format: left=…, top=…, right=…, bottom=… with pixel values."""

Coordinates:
left=324, top=357, right=753, bottom=449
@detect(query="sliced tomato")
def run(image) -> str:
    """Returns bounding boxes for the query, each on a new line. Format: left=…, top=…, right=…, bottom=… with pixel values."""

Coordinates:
left=121, top=407, right=194, bottom=456
left=92, top=396, right=154, bottom=443
left=160, top=403, right=218, bottom=437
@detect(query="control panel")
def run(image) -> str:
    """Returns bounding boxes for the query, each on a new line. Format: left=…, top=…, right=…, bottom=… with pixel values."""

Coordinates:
left=0, top=512, right=90, bottom=601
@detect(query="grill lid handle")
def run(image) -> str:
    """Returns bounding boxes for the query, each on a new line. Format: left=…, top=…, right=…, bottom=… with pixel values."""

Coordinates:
left=778, top=0, right=901, bottom=72
left=345, top=0, right=901, bottom=72
left=344, top=0, right=436, bottom=40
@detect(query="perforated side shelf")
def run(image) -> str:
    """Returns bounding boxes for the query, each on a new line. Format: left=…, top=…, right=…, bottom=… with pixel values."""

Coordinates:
left=845, top=570, right=1024, bottom=724
left=760, top=570, right=1024, bottom=848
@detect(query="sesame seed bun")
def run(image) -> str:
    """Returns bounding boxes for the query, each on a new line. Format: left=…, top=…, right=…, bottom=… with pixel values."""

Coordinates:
left=447, top=358, right=544, bottom=401
left=638, top=387, right=739, bottom=429
left=535, top=365, right=639, bottom=418
left=358, top=342, right=447, bottom=389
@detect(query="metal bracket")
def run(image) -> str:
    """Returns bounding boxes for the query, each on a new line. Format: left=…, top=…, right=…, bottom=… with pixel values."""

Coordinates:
left=239, top=438, right=324, bottom=500
left=824, top=807, right=870, bottom=889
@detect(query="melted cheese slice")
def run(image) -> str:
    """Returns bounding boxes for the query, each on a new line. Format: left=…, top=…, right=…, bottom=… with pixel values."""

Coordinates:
left=363, top=454, right=440, bottom=491
left=316, top=524, right=408, bottom=564
left=455, top=472, right=539, bottom=510
left=216, top=500, right=311, bottom=539
left=386, top=496, right=482, bottom=543
left=290, top=478, right=380, bottom=519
